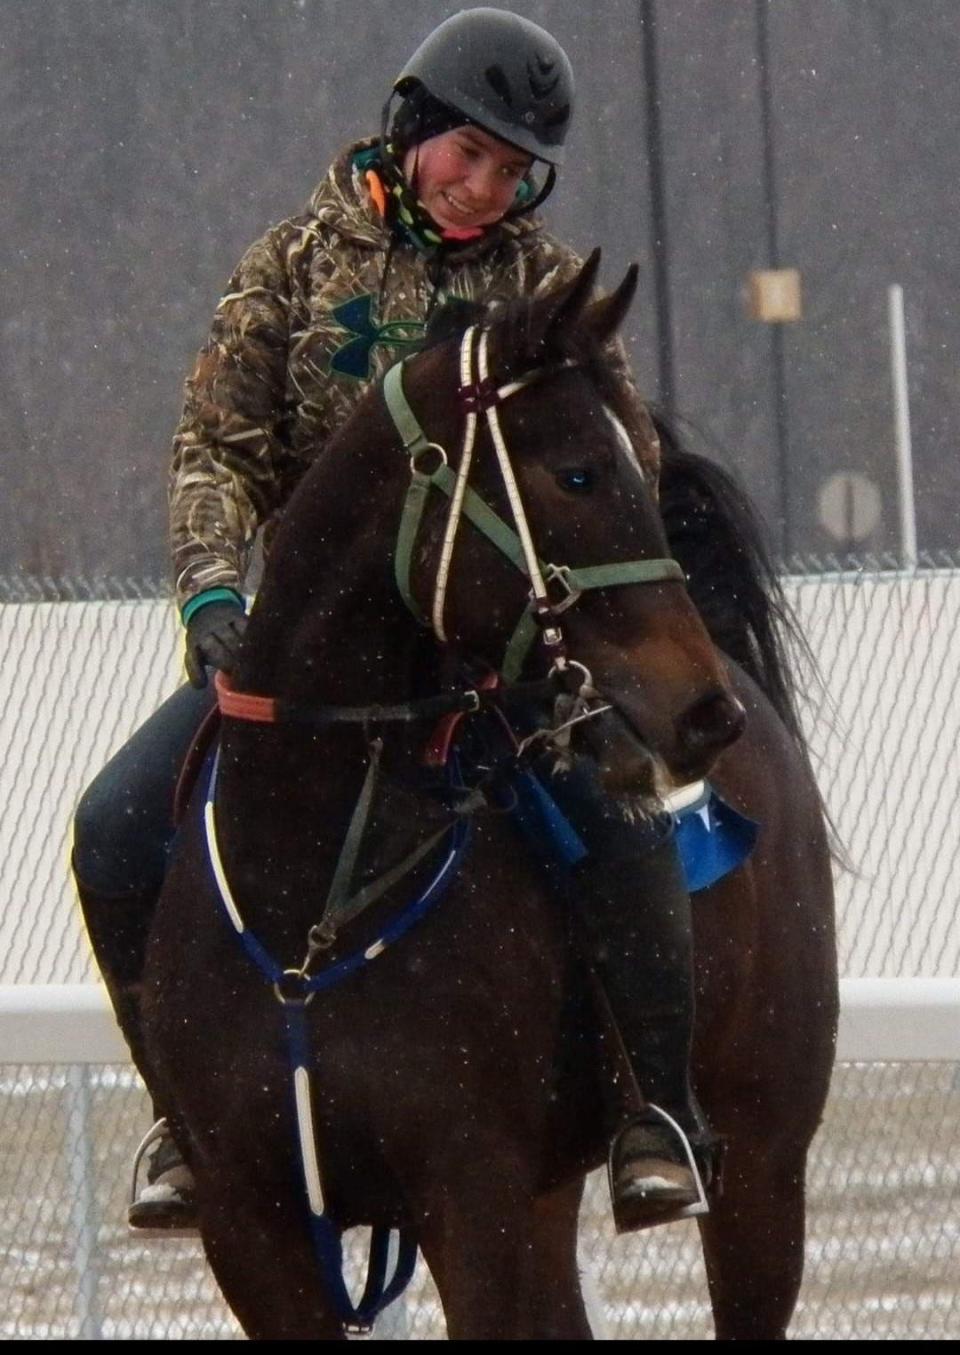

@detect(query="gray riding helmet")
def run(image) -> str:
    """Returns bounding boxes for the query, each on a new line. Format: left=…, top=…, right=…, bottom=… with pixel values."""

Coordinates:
left=394, top=7, right=574, bottom=166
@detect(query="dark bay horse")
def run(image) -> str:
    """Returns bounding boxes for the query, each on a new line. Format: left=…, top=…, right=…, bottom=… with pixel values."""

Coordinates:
left=141, top=254, right=837, bottom=1340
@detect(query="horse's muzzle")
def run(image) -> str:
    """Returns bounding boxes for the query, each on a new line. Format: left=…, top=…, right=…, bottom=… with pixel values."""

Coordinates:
left=579, top=685, right=746, bottom=804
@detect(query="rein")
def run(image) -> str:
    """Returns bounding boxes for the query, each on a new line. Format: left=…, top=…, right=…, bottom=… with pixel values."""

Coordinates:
left=384, top=323, right=685, bottom=683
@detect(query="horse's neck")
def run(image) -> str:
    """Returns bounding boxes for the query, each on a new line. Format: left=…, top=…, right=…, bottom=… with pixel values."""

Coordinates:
left=213, top=430, right=442, bottom=945
left=213, top=620, right=429, bottom=954
left=235, top=403, right=421, bottom=709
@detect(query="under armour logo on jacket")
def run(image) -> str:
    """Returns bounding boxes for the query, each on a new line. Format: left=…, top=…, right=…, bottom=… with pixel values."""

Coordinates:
left=329, top=295, right=425, bottom=379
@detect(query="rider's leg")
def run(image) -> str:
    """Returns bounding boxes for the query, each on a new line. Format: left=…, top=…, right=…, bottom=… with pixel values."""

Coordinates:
left=539, top=753, right=713, bottom=1231
left=73, top=682, right=214, bottom=1227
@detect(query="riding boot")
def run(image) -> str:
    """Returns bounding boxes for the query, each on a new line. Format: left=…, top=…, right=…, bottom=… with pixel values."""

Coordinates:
left=73, top=864, right=160, bottom=1094
left=73, top=864, right=198, bottom=1230
left=541, top=758, right=717, bottom=1233
left=579, top=840, right=716, bottom=1231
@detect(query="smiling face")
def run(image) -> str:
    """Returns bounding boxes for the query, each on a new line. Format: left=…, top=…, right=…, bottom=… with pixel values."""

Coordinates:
left=403, top=124, right=533, bottom=232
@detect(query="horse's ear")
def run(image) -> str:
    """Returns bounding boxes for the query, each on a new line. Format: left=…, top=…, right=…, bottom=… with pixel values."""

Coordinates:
left=542, top=247, right=603, bottom=341
left=580, top=263, right=640, bottom=345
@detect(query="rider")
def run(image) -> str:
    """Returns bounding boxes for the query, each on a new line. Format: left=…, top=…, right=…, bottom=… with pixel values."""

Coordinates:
left=73, top=6, right=712, bottom=1236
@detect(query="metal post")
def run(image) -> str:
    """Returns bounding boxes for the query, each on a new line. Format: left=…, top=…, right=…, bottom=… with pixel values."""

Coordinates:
left=755, top=0, right=792, bottom=560
left=638, top=0, right=675, bottom=409
left=888, top=284, right=917, bottom=568
left=65, top=1064, right=104, bottom=1339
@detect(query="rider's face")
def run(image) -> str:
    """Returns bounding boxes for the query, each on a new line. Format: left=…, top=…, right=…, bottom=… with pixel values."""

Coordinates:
left=403, top=125, right=532, bottom=231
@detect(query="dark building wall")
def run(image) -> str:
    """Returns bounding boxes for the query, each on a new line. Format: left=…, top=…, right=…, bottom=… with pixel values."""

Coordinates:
left=768, top=0, right=960, bottom=559
left=653, top=0, right=960, bottom=560
left=1, top=1, right=957, bottom=583
left=651, top=0, right=783, bottom=534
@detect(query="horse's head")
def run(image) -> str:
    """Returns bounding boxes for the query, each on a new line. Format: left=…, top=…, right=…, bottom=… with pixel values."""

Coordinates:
left=399, top=250, right=745, bottom=800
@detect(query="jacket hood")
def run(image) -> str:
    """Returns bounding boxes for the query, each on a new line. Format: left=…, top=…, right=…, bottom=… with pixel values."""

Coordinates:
left=305, top=139, right=547, bottom=262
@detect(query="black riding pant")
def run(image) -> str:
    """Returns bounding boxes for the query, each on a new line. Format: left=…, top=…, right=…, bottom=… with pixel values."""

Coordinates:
left=519, top=752, right=699, bottom=1134
left=73, top=684, right=215, bottom=896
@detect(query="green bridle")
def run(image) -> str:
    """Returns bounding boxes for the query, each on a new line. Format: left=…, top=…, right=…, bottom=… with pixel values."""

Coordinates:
left=383, top=325, right=684, bottom=684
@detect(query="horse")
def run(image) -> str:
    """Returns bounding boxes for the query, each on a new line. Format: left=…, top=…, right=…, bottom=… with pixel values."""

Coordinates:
left=141, top=251, right=837, bottom=1340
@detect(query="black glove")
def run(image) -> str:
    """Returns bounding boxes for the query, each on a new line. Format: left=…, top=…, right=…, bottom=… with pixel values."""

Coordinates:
left=184, top=601, right=248, bottom=688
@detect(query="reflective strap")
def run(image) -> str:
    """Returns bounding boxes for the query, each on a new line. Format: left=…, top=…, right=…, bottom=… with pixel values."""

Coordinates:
left=293, top=1063, right=325, bottom=1217
left=383, top=354, right=686, bottom=682
left=477, top=329, right=552, bottom=606
left=434, top=465, right=530, bottom=575
left=283, top=1003, right=418, bottom=1333
left=431, top=326, right=480, bottom=642
left=394, top=461, right=533, bottom=627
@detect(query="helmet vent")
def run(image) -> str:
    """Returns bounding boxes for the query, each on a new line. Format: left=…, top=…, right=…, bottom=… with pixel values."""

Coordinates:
left=527, top=57, right=559, bottom=100
left=543, top=104, right=570, bottom=131
left=484, top=64, right=514, bottom=108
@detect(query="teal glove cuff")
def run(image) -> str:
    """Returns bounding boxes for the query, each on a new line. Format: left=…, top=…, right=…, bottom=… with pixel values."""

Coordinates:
left=181, top=587, right=245, bottom=627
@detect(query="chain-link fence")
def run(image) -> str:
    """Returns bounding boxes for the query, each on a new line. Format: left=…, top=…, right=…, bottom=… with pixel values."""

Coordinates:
left=2, top=561, right=959, bottom=1338
left=3, top=1065, right=957, bottom=1340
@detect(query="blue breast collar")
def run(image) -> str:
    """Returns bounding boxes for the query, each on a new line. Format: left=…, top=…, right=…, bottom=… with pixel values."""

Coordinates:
left=664, top=781, right=758, bottom=893
left=509, top=771, right=757, bottom=895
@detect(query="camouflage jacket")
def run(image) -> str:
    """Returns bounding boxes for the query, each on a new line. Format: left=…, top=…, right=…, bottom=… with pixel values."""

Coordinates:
left=169, top=141, right=614, bottom=608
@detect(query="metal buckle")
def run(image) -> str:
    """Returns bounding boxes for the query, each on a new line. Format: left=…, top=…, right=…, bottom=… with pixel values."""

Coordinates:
left=461, top=689, right=481, bottom=714
left=409, top=441, right=447, bottom=477
left=549, top=658, right=598, bottom=699
left=272, top=968, right=316, bottom=1007
left=542, top=563, right=583, bottom=614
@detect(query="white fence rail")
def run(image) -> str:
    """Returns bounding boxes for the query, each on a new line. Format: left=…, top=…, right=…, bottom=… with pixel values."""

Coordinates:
left=4, top=979, right=959, bottom=1064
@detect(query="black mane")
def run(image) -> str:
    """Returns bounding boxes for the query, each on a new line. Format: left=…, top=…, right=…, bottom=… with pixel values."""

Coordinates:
left=655, top=411, right=808, bottom=748
left=422, top=289, right=611, bottom=374
left=423, top=296, right=488, bottom=348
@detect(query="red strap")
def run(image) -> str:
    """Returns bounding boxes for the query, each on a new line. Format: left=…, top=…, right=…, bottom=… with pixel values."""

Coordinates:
left=215, top=670, right=278, bottom=723
left=421, top=672, right=499, bottom=768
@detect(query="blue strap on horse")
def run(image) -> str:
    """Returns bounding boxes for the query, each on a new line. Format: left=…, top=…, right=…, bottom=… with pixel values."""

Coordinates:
left=508, top=767, right=757, bottom=894
left=202, top=747, right=472, bottom=1334
left=668, top=782, right=758, bottom=893
left=282, top=1002, right=418, bottom=1333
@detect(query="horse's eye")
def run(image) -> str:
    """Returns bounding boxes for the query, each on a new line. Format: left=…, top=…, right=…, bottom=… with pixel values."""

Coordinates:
left=556, top=467, right=594, bottom=492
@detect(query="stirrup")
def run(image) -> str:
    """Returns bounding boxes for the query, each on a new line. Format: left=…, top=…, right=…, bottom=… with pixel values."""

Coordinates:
left=128, top=1118, right=199, bottom=1239
left=129, top=1118, right=168, bottom=1203
left=607, top=1103, right=710, bottom=1235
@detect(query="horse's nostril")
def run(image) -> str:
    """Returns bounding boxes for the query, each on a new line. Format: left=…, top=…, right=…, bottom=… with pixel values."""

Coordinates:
left=678, top=690, right=746, bottom=757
